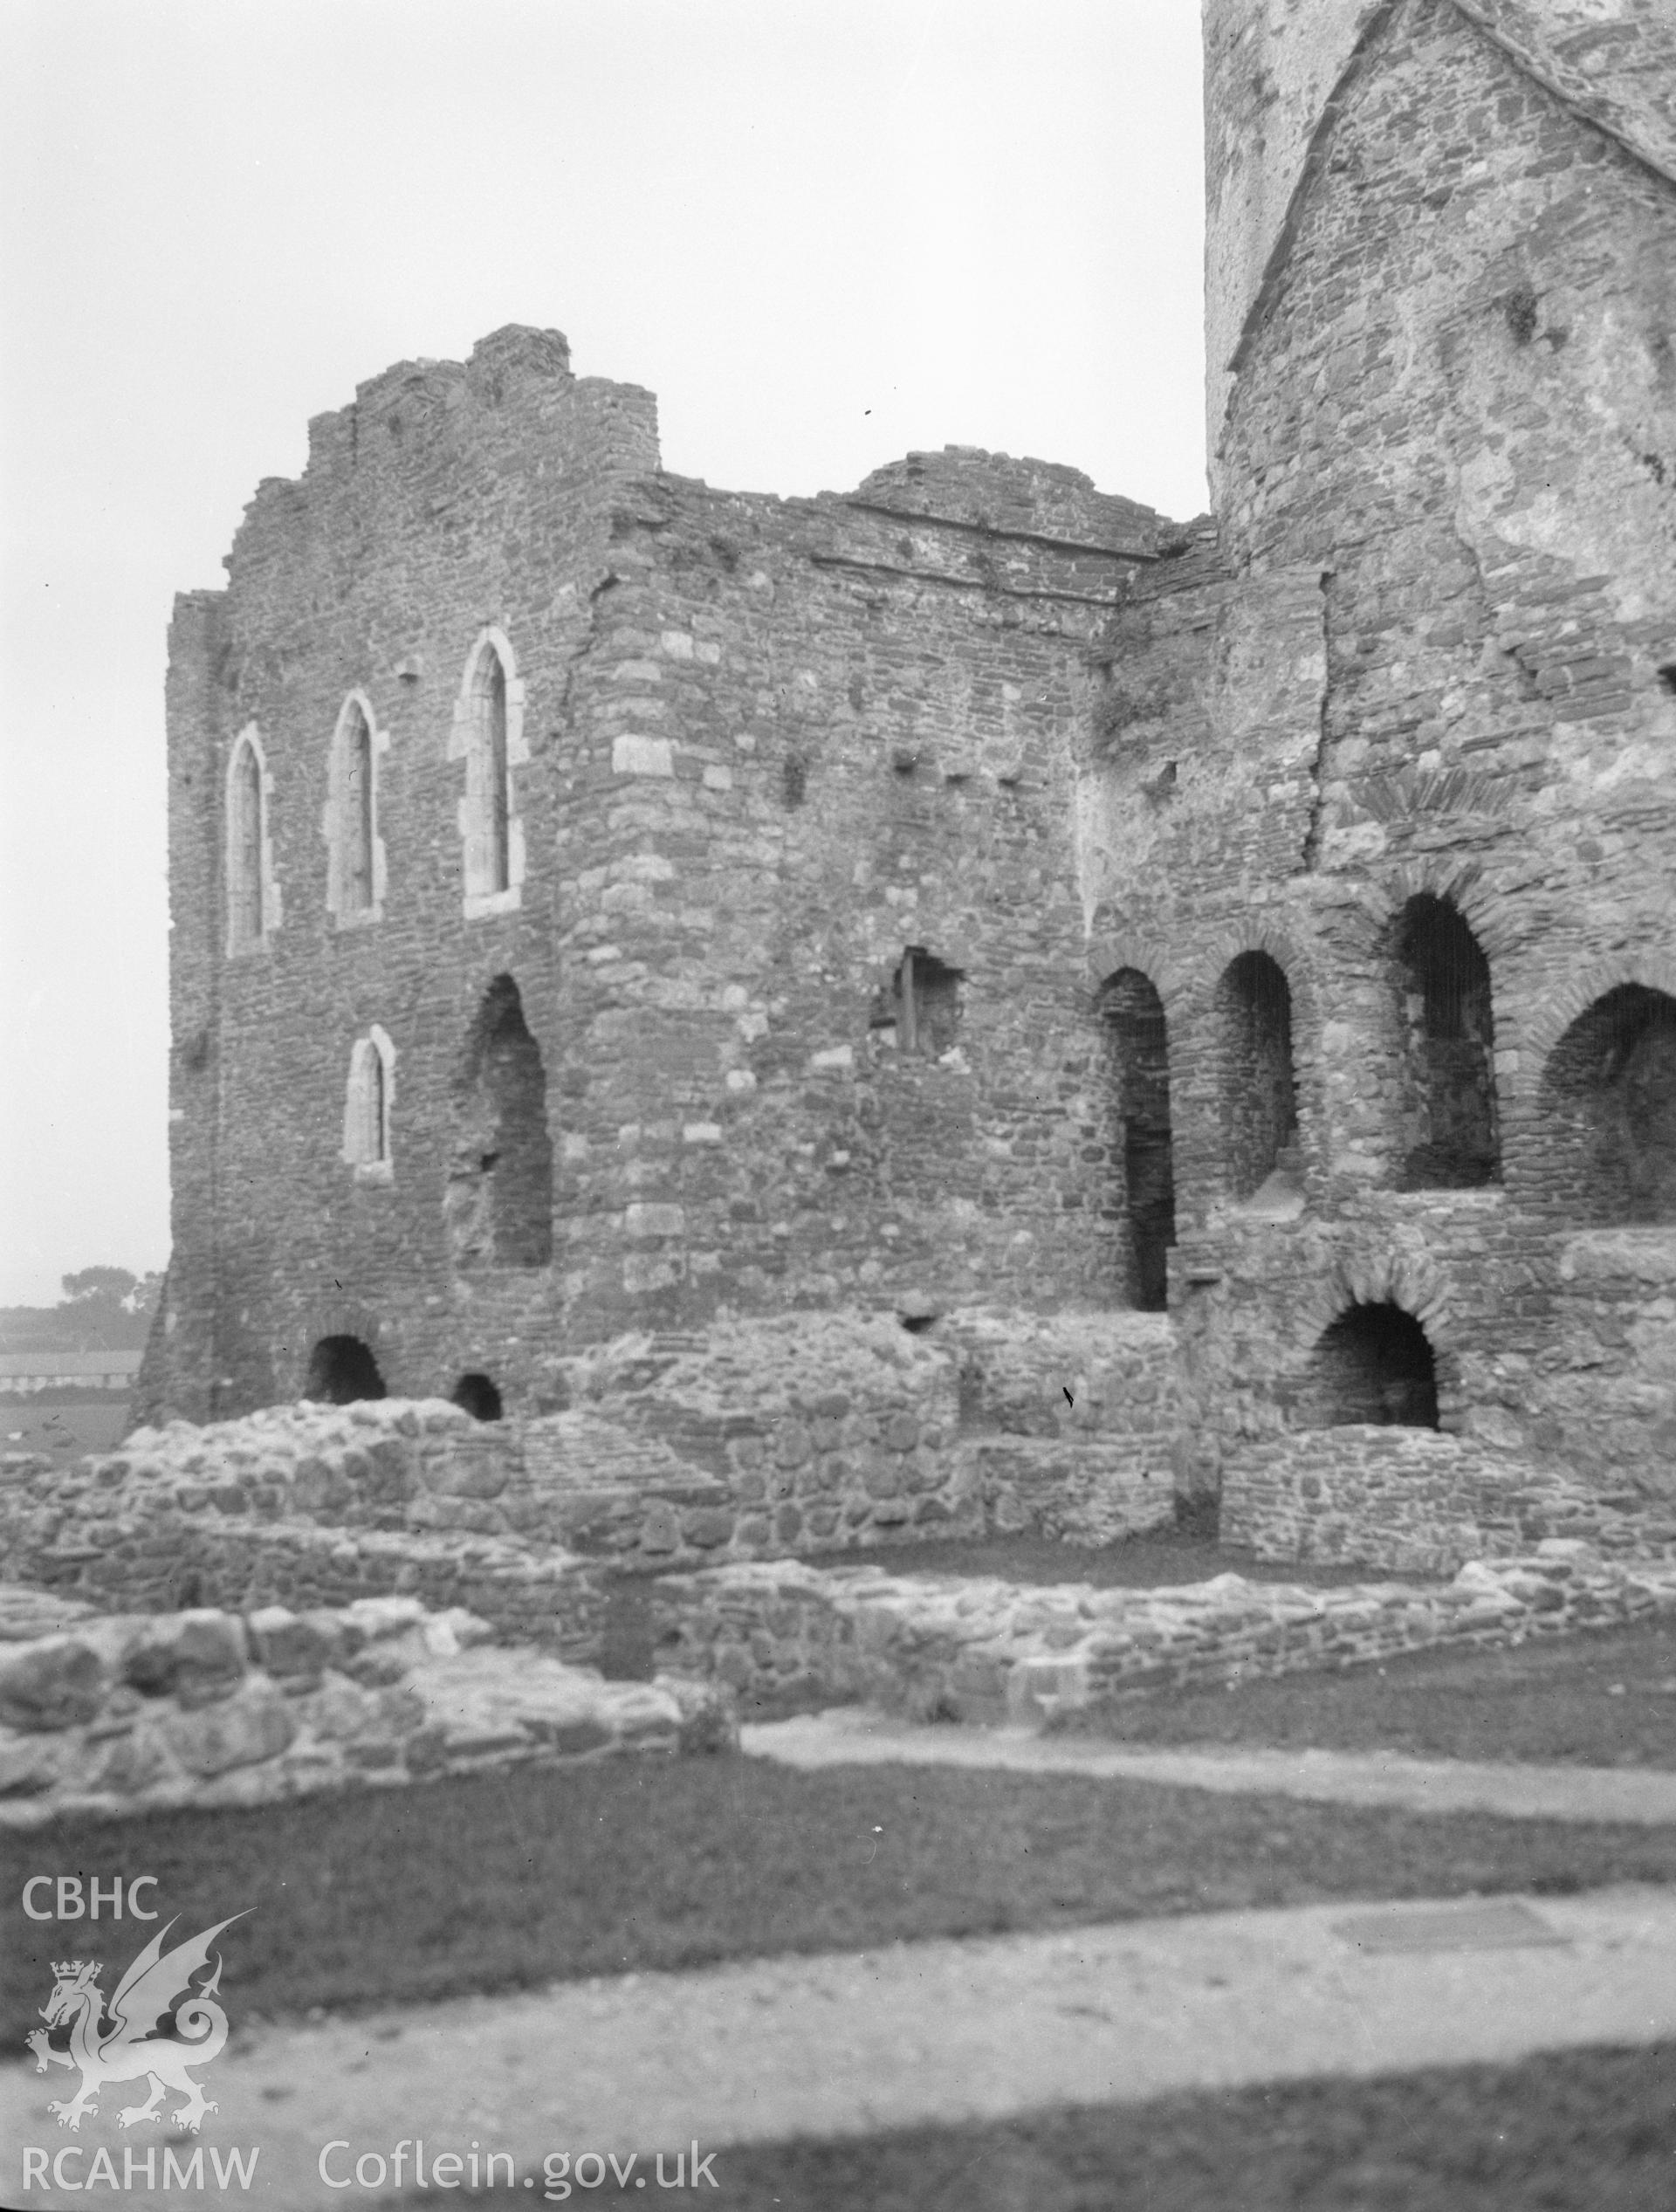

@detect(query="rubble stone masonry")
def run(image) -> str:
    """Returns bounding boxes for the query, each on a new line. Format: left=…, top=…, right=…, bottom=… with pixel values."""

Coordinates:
left=135, top=0, right=1675, bottom=1579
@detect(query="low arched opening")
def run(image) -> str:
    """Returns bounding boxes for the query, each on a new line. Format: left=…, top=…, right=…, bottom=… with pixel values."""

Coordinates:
left=1298, top=1302, right=1439, bottom=1430
left=451, top=1371, right=504, bottom=1422
left=305, top=1335, right=387, bottom=1405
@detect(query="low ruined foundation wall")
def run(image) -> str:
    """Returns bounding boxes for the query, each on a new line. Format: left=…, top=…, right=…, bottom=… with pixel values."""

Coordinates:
left=0, top=1589, right=735, bottom=1830
left=528, top=1308, right=1181, bottom=1563
left=653, top=1544, right=1676, bottom=1728
left=1219, top=1426, right=1676, bottom=1575
left=0, top=1311, right=1182, bottom=1651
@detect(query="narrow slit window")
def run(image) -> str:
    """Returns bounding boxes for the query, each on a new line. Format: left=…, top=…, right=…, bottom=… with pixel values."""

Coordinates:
left=341, top=699, right=376, bottom=915
left=227, top=732, right=268, bottom=951
left=474, top=645, right=511, bottom=896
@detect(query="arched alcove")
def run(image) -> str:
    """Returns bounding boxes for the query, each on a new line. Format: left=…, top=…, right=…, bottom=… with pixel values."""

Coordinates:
left=1392, top=895, right=1500, bottom=1187
left=1297, top=1302, right=1439, bottom=1429
left=305, top=1335, right=387, bottom=1405
left=451, top=1371, right=504, bottom=1421
left=446, top=975, right=554, bottom=1268
left=1098, top=967, right=1176, bottom=1311
left=1541, top=985, right=1676, bottom=1223
left=1217, top=950, right=1300, bottom=1199
left=342, top=1028, right=395, bottom=1178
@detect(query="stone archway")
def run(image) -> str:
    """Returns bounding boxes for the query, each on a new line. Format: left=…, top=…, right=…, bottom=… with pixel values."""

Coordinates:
left=1296, top=1301, right=1439, bottom=1430
left=1540, top=984, right=1676, bottom=1225
left=304, top=1335, right=387, bottom=1405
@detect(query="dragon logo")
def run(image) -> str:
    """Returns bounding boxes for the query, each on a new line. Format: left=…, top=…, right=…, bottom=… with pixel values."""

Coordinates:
left=26, top=1914, right=246, bottom=2134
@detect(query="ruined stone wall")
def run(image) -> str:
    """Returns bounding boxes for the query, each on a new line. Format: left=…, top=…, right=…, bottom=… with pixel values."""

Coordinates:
left=548, top=450, right=1162, bottom=1342
left=151, top=327, right=658, bottom=1422
left=18, top=1316, right=1180, bottom=1641
left=1220, top=1422, right=1676, bottom=1572
left=653, top=1542, right=1676, bottom=1726
left=146, top=321, right=1174, bottom=1424
left=0, top=1590, right=733, bottom=1830
left=1084, top=0, right=1676, bottom=1501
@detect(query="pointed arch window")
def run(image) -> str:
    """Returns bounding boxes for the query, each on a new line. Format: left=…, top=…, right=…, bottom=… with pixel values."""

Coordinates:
left=451, top=629, right=527, bottom=917
left=343, top=1025, right=395, bottom=1184
left=225, top=724, right=280, bottom=955
left=326, top=690, right=386, bottom=925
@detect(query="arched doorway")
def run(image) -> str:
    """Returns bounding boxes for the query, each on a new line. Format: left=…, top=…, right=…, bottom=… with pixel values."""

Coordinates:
left=305, top=1335, right=387, bottom=1405
left=1216, top=950, right=1300, bottom=1198
left=1391, top=895, right=1500, bottom=1187
left=1099, top=967, right=1176, bottom=1311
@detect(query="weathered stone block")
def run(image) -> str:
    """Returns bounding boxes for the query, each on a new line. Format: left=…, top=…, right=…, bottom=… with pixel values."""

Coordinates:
left=684, top=1508, right=736, bottom=1549
left=0, top=1639, right=106, bottom=1732
left=165, top=1688, right=296, bottom=1776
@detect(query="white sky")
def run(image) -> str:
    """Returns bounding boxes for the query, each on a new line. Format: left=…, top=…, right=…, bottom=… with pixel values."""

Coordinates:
left=0, top=0, right=1207, bottom=1309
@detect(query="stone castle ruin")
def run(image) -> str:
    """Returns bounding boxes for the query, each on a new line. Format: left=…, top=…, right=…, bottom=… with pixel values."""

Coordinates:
left=124, top=0, right=1674, bottom=1582
left=6, top=0, right=1676, bottom=1823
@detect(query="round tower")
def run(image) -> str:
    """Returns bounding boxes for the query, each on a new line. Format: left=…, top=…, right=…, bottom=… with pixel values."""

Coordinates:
left=1201, top=0, right=1382, bottom=502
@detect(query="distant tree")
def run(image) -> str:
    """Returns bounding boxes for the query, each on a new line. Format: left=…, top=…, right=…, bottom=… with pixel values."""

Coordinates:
left=57, top=1267, right=153, bottom=1350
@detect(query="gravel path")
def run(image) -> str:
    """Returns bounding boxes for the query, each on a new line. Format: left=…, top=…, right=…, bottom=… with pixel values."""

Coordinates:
left=743, top=1707, right=1676, bottom=1823
left=7, top=1885, right=1676, bottom=2208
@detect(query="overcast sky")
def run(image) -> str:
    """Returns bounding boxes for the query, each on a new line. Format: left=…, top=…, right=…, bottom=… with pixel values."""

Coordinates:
left=0, top=0, right=1207, bottom=1309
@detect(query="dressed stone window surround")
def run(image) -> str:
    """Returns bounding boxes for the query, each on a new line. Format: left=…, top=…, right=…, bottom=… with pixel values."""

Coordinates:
left=324, top=689, right=389, bottom=927
left=343, top=1025, right=396, bottom=1185
left=225, top=723, right=282, bottom=957
left=450, top=627, right=528, bottom=919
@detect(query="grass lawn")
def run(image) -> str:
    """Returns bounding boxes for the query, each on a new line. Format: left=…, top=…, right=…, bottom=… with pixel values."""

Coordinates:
left=0, top=1397, right=128, bottom=1461
left=8, top=1755, right=1676, bottom=2044
left=1059, top=1609, right=1676, bottom=1769
left=560, top=2042, right=1676, bottom=2212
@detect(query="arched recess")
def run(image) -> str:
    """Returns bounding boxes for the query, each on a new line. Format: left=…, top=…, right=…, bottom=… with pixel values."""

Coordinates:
left=1215, top=950, right=1300, bottom=1199
left=452, top=1371, right=504, bottom=1421
left=1539, top=985, right=1676, bottom=1224
left=451, top=629, right=527, bottom=917
left=225, top=724, right=280, bottom=953
left=326, top=690, right=387, bottom=924
left=446, top=974, right=553, bottom=1268
left=1391, top=893, right=1500, bottom=1188
left=1295, top=1302, right=1439, bottom=1430
left=305, top=1335, right=387, bottom=1405
left=1097, top=967, right=1176, bottom=1311
left=342, top=1026, right=395, bottom=1182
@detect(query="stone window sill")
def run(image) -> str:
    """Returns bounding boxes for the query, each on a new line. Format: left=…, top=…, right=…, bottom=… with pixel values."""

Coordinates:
left=352, top=1161, right=395, bottom=1188
left=464, top=886, right=522, bottom=921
